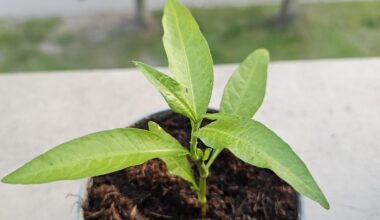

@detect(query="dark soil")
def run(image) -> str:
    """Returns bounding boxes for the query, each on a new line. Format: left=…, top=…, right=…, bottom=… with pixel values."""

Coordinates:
left=82, top=110, right=298, bottom=220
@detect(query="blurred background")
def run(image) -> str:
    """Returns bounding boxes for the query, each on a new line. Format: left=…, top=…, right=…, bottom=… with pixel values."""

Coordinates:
left=0, top=0, right=379, bottom=73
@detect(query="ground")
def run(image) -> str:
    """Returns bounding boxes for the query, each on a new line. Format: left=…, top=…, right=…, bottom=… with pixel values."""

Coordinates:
left=0, top=1, right=379, bottom=73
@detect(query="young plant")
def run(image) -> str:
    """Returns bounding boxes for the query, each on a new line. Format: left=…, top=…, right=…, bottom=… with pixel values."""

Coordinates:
left=2, top=0, right=329, bottom=217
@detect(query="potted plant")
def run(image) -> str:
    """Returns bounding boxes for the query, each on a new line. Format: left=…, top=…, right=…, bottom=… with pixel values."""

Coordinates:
left=2, top=0, right=329, bottom=219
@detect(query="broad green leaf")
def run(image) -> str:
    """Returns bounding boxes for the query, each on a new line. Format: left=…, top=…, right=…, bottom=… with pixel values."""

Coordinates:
left=148, top=121, right=197, bottom=187
left=196, top=118, right=329, bottom=209
left=220, top=49, right=269, bottom=118
left=163, top=0, right=213, bottom=120
left=2, top=128, right=189, bottom=184
left=134, top=61, right=196, bottom=121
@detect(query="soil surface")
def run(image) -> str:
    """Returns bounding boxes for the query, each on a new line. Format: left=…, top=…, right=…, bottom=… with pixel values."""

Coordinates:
left=82, top=110, right=298, bottom=220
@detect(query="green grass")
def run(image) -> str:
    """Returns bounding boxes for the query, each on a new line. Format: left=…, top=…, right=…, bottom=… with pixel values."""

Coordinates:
left=0, top=2, right=380, bottom=73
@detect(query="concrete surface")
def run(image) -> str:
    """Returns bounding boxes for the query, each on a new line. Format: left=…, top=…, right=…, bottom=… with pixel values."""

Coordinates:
left=1, top=58, right=380, bottom=219
left=0, top=0, right=376, bottom=17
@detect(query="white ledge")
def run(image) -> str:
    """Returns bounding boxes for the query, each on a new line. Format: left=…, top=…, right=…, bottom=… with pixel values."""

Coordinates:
left=1, top=57, right=380, bottom=220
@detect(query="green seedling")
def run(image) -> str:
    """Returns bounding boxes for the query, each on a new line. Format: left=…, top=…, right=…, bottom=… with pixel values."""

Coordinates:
left=2, top=0, right=329, bottom=217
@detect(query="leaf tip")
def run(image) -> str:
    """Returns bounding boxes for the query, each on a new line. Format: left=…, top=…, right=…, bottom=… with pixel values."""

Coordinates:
left=310, top=189, right=330, bottom=210
left=147, top=120, right=155, bottom=126
left=166, top=0, right=178, bottom=5
left=1, top=172, right=17, bottom=184
left=148, top=121, right=160, bottom=130
left=165, top=0, right=176, bottom=10
left=313, top=186, right=330, bottom=210
left=321, top=196, right=330, bottom=210
left=324, top=202, right=330, bottom=210
left=1, top=175, right=9, bottom=184
left=165, top=0, right=188, bottom=15
left=132, top=60, right=142, bottom=66
left=254, top=48, right=270, bottom=60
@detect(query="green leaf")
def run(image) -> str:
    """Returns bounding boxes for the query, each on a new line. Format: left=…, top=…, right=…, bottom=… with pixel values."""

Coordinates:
left=148, top=121, right=197, bottom=187
left=2, top=128, right=189, bottom=184
left=163, top=0, right=214, bottom=120
left=220, top=49, right=269, bottom=118
left=196, top=118, right=330, bottom=209
left=134, top=61, right=196, bottom=121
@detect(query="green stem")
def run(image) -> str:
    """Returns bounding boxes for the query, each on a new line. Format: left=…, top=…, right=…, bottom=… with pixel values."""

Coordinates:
left=195, top=161, right=208, bottom=218
left=189, top=119, right=208, bottom=217
left=190, top=120, right=201, bottom=159
left=198, top=171, right=207, bottom=218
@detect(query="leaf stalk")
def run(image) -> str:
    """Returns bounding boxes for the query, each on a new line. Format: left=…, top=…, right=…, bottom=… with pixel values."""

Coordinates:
left=205, top=148, right=223, bottom=170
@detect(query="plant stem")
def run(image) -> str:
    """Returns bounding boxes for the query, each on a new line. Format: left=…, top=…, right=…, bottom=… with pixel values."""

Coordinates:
left=190, top=120, right=201, bottom=159
left=198, top=169, right=208, bottom=218
left=189, top=119, right=208, bottom=217
left=195, top=161, right=208, bottom=218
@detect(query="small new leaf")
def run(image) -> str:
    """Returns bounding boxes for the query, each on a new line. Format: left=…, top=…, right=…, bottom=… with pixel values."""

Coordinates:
left=134, top=61, right=196, bottom=121
left=196, top=117, right=329, bottom=209
left=163, top=0, right=214, bottom=120
left=2, top=128, right=188, bottom=184
left=202, top=148, right=212, bottom=161
left=220, top=49, right=269, bottom=118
